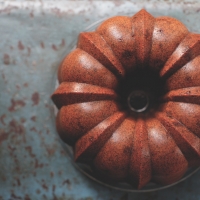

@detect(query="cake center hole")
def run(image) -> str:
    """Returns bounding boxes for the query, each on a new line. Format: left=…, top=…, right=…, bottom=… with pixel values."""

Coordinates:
left=128, top=90, right=149, bottom=112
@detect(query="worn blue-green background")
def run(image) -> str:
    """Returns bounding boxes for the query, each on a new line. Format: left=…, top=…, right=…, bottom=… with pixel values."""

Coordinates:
left=0, top=0, right=200, bottom=199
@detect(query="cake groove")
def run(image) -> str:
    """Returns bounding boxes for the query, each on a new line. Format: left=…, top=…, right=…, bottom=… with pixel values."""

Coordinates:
left=146, top=117, right=188, bottom=185
left=78, top=32, right=125, bottom=78
left=75, top=111, right=126, bottom=162
left=94, top=117, right=135, bottom=182
left=156, top=112, right=200, bottom=166
left=149, top=16, right=188, bottom=72
left=162, top=87, right=200, bottom=105
left=58, top=48, right=118, bottom=89
left=131, top=9, right=155, bottom=68
left=56, top=100, right=120, bottom=145
left=52, top=82, right=117, bottom=109
left=128, top=119, right=151, bottom=189
left=160, top=33, right=200, bottom=79
left=97, top=16, right=136, bottom=72
left=165, top=55, right=200, bottom=91
left=160, top=102, right=200, bottom=138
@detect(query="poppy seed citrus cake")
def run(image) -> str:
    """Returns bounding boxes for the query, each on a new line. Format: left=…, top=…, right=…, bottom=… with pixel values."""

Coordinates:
left=52, top=9, right=200, bottom=189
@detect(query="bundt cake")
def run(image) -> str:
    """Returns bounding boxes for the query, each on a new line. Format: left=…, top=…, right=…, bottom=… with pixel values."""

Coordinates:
left=52, top=9, right=200, bottom=189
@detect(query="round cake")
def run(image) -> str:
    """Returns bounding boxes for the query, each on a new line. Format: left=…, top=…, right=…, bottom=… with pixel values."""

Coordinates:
left=52, top=9, right=200, bottom=189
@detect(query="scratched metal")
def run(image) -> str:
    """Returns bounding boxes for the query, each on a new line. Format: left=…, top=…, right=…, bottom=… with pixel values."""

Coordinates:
left=0, top=1, right=200, bottom=200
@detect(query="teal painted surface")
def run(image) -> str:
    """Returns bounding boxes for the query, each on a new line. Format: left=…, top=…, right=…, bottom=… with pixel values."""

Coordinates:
left=0, top=1, right=200, bottom=199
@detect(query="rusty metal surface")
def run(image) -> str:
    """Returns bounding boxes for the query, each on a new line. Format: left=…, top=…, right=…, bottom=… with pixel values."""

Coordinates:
left=0, top=1, right=200, bottom=199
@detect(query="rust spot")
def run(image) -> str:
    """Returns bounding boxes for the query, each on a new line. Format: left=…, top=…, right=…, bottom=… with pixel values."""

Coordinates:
left=15, top=166, right=21, bottom=173
left=30, top=11, right=34, bottom=18
left=16, top=85, right=20, bottom=90
left=46, top=146, right=56, bottom=156
left=27, top=47, right=31, bottom=56
left=114, top=1, right=125, bottom=6
left=60, top=149, right=66, bottom=155
left=45, top=103, right=51, bottom=108
left=11, top=192, right=22, bottom=200
left=50, top=172, right=54, bottom=178
left=60, top=39, right=65, bottom=47
left=30, top=116, right=36, bottom=122
left=0, top=114, right=6, bottom=125
left=30, top=127, right=37, bottom=132
left=41, top=181, right=48, bottom=191
left=51, top=7, right=61, bottom=16
left=63, top=179, right=71, bottom=185
left=23, top=83, right=28, bottom=87
left=42, top=194, right=47, bottom=199
left=40, top=41, right=45, bottom=49
left=36, top=189, right=41, bottom=194
left=20, top=118, right=26, bottom=123
left=24, top=194, right=31, bottom=200
left=52, top=44, right=57, bottom=51
left=25, top=146, right=36, bottom=158
left=8, top=145, right=16, bottom=155
left=9, top=120, right=25, bottom=135
left=2, top=175, right=6, bottom=181
left=35, top=159, right=44, bottom=168
left=0, top=130, right=8, bottom=144
left=2, top=73, right=6, bottom=82
left=63, top=179, right=71, bottom=189
left=3, top=53, right=10, bottom=65
left=52, top=185, right=57, bottom=200
left=18, top=41, right=25, bottom=50
left=0, top=5, right=18, bottom=13
left=15, top=178, right=21, bottom=186
left=8, top=99, right=26, bottom=112
left=31, top=92, right=39, bottom=106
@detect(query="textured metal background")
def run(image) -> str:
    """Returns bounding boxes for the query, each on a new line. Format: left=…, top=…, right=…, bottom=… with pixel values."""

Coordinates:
left=0, top=1, right=200, bottom=199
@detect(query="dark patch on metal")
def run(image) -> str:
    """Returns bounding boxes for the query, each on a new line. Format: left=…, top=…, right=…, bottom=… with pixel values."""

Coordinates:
left=31, top=92, right=39, bottom=106
left=0, top=114, right=6, bottom=125
left=0, top=130, right=8, bottom=144
left=18, top=41, right=25, bottom=50
left=3, top=53, right=10, bottom=65
left=8, top=99, right=26, bottom=112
